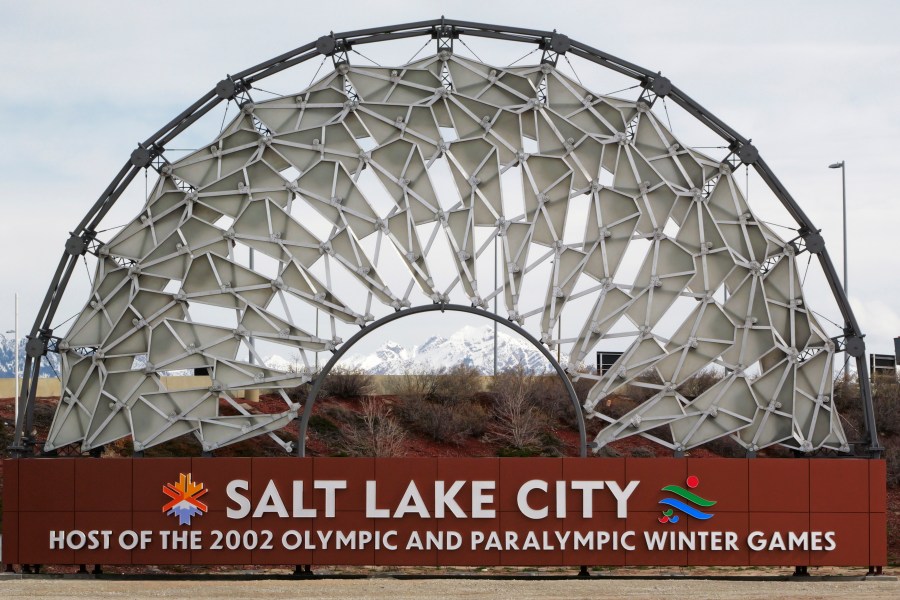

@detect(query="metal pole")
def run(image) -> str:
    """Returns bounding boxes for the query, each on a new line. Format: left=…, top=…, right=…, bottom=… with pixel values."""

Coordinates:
left=557, top=316, right=561, bottom=363
left=248, top=248, right=255, bottom=365
left=830, top=160, right=848, bottom=380
left=493, top=235, right=498, bottom=376
left=842, top=162, right=848, bottom=380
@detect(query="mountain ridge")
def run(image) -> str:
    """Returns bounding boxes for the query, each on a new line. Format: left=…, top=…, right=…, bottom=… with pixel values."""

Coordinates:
left=0, top=334, right=59, bottom=378
left=0, top=327, right=551, bottom=379
left=334, top=325, right=550, bottom=375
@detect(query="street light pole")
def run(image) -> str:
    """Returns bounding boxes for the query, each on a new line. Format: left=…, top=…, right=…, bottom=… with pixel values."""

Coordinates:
left=493, top=235, right=498, bottom=376
left=829, top=161, right=848, bottom=378
left=248, top=247, right=255, bottom=366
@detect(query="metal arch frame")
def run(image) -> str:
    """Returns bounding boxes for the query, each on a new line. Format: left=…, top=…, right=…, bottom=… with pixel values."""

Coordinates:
left=12, top=17, right=880, bottom=457
left=296, top=303, right=588, bottom=458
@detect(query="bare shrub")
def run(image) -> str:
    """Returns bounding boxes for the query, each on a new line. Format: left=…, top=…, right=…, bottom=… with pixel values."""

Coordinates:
left=395, top=396, right=489, bottom=444
left=539, top=431, right=565, bottom=457
left=872, top=375, right=900, bottom=436
left=286, top=381, right=311, bottom=403
left=644, top=425, right=673, bottom=445
left=286, top=352, right=307, bottom=374
left=307, top=414, right=341, bottom=442
left=531, top=375, right=590, bottom=429
left=885, top=445, right=900, bottom=489
left=385, top=364, right=482, bottom=404
left=322, top=403, right=355, bottom=424
left=488, top=367, right=546, bottom=452
left=622, top=370, right=663, bottom=402
left=383, top=364, right=485, bottom=445
left=319, top=367, right=374, bottom=399
left=384, top=368, right=439, bottom=399
left=677, top=369, right=724, bottom=400
left=630, top=445, right=656, bottom=458
left=833, top=372, right=859, bottom=411
left=596, top=445, right=622, bottom=458
left=757, top=444, right=793, bottom=458
left=429, top=364, right=483, bottom=404
left=595, top=395, right=639, bottom=420
left=833, top=373, right=864, bottom=438
left=834, top=372, right=900, bottom=438
left=339, top=397, right=406, bottom=457
left=704, top=434, right=745, bottom=458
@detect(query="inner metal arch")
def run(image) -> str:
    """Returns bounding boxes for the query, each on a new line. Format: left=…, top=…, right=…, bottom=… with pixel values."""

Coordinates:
left=13, top=17, right=880, bottom=457
left=297, top=303, right=587, bottom=457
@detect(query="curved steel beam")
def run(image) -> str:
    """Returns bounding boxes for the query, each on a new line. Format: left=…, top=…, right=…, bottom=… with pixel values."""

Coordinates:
left=14, top=17, right=880, bottom=457
left=296, top=303, right=588, bottom=458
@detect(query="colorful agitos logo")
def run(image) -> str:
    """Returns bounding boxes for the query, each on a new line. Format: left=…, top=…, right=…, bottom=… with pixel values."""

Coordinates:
left=162, top=473, right=208, bottom=526
left=658, top=474, right=715, bottom=523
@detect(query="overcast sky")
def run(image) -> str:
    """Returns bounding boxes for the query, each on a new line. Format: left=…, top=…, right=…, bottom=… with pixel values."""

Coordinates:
left=1, top=0, right=899, bottom=363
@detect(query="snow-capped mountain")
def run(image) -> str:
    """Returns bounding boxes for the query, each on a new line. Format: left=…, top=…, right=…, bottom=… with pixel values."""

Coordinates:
left=0, top=327, right=550, bottom=379
left=262, top=354, right=303, bottom=373
left=0, top=334, right=60, bottom=378
left=339, top=325, right=550, bottom=375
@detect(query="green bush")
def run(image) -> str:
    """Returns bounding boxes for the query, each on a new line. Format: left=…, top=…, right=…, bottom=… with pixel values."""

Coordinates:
left=497, top=446, right=540, bottom=457
left=308, top=414, right=340, bottom=437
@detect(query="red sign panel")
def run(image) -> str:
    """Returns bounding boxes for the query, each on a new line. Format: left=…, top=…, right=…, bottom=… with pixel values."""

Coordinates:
left=1, top=457, right=887, bottom=568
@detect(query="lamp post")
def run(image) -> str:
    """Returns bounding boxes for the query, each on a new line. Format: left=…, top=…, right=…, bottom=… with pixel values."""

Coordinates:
left=248, top=247, right=255, bottom=366
left=493, top=234, right=498, bottom=376
left=829, top=161, right=848, bottom=378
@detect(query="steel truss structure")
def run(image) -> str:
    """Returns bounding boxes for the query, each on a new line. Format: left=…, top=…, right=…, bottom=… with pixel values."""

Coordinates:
left=13, top=18, right=881, bottom=458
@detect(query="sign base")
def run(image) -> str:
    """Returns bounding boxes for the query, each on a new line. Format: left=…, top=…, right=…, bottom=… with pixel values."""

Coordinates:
left=1, top=457, right=887, bottom=570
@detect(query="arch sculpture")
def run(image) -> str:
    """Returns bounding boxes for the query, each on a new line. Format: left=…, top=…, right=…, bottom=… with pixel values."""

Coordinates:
left=13, top=19, right=880, bottom=458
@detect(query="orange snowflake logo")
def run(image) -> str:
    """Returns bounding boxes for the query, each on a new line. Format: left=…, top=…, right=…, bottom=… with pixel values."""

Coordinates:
left=162, top=473, right=208, bottom=526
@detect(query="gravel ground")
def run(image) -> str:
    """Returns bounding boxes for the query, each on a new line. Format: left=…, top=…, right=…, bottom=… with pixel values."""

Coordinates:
left=1, top=577, right=899, bottom=599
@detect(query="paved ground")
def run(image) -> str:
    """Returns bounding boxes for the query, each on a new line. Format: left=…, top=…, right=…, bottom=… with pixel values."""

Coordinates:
left=1, top=577, right=899, bottom=599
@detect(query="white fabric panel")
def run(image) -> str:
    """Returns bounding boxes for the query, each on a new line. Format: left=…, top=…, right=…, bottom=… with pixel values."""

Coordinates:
left=47, top=52, right=843, bottom=455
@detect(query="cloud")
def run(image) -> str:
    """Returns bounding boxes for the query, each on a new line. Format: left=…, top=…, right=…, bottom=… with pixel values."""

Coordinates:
left=850, top=298, right=900, bottom=357
left=1, top=0, right=898, bottom=370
